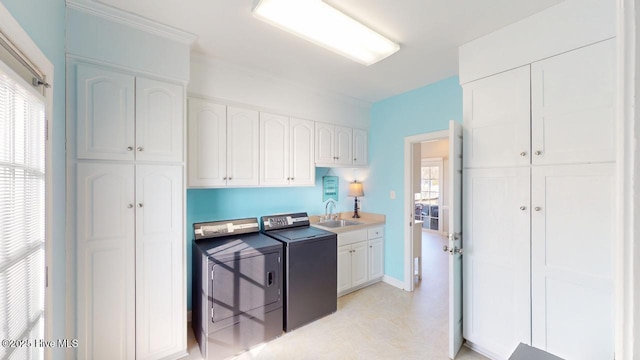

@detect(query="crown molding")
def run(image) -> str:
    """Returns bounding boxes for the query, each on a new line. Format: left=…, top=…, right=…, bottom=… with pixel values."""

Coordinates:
left=66, top=0, right=197, bottom=45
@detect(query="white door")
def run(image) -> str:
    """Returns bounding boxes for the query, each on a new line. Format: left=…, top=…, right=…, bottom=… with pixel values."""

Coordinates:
left=531, top=163, right=614, bottom=360
left=352, top=128, right=368, bottom=166
left=76, top=64, right=135, bottom=161
left=337, top=245, right=352, bottom=294
left=260, top=112, right=290, bottom=186
left=448, top=120, right=463, bottom=359
left=463, top=167, right=531, bottom=359
left=135, top=78, right=183, bottom=162
left=367, top=238, right=384, bottom=279
left=462, top=65, right=530, bottom=168
left=315, top=122, right=334, bottom=164
left=135, top=165, right=184, bottom=359
left=350, top=242, right=368, bottom=288
left=77, top=163, right=135, bottom=360
left=531, top=39, right=615, bottom=165
left=290, top=118, right=315, bottom=186
left=334, top=126, right=353, bottom=166
left=227, top=106, right=259, bottom=186
left=187, top=99, right=226, bottom=187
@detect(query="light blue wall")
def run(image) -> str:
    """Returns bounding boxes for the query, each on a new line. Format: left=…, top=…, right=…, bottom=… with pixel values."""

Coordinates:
left=368, top=76, right=462, bottom=282
left=0, top=0, right=66, bottom=358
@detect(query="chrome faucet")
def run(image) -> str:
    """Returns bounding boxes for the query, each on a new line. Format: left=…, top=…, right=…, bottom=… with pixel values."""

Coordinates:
left=324, top=199, right=336, bottom=221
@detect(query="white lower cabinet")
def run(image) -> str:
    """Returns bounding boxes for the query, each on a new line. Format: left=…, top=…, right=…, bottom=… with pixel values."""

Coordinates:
left=337, top=226, right=384, bottom=296
left=77, top=163, right=184, bottom=360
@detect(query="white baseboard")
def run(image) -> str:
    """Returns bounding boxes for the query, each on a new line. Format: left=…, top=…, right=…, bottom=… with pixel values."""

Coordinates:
left=382, top=275, right=405, bottom=290
left=464, top=340, right=503, bottom=360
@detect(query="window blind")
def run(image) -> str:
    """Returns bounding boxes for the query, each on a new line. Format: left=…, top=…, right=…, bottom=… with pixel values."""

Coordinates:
left=0, top=59, right=45, bottom=360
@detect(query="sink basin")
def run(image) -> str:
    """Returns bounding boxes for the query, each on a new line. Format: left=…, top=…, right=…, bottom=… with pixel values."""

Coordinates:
left=317, top=219, right=362, bottom=228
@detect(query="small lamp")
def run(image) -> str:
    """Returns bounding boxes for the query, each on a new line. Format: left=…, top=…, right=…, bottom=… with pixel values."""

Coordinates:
left=348, top=181, right=364, bottom=218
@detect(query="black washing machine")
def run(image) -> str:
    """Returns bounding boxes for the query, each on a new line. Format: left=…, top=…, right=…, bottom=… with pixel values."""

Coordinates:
left=261, top=212, right=337, bottom=332
left=192, top=218, right=283, bottom=359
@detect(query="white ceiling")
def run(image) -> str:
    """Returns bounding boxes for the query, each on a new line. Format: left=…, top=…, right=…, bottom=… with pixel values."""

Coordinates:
left=95, top=0, right=564, bottom=103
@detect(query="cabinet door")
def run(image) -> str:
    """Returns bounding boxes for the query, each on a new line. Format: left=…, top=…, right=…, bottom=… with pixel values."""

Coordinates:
left=352, top=128, right=368, bottom=166
left=77, top=64, right=135, bottom=160
left=462, top=167, right=531, bottom=359
left=531, top=39, right=615, bottom=165
left=315, top=122, right=334, bottom=164
left=367, top=238, right=384, bottom=280
left=334, top=126, right=353, bottom=166
left=135, top=165, right=184, bottom=359
left=77, top=163, right=135, bottom=360
left=463, top=65, right=530, bottom=168
left=260, top=112, right=290, bottom=186
left=350, top=241, right=368, bottom=288
left=227, top=106, right=259, bottom=186
left=187, top=99, right=226, bottom=187
left=136, top=78, right=183, bottom=162
left=337, top=245, right=352, bottom=294
left=531, top=164, right=614, bottom=360
left=290, top=118, right=315, bottom=186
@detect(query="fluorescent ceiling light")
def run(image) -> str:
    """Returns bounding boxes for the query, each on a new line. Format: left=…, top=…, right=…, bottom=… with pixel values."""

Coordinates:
left=252, top=0, right=400, bottom=66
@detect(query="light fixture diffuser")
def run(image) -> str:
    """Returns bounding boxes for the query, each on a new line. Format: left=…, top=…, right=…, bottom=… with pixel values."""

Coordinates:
left=252, top=0, right=400, bottom=66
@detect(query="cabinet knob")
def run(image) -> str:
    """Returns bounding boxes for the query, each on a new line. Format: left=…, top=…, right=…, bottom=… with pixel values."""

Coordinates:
left=228, top=177, right=232, bottom=181
left=291, top=177, right=294, bottom=181
left=535, top=207, right=542, bottom=212
left=519, top=206, right=526, bottom=211
left=137, top=203, right=143, bottom=208
left=137, top=146, right=143, bottom=152
left=354, top=158, right=357, bottom=161
left=535, top=150, right=542, bottom=156
left=287, top=177, right=291, bottom=181
left=127, top=146, right=133, bottom=151
left=127, top=204, right=133, bottom=208
left=223, top=177, right=227, bottom=180
left=520, top=152, right=527, bottom=157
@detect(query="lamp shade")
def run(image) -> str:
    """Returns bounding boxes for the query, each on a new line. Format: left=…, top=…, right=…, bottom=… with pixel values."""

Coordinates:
left=348, top=182, right=364, bottom=197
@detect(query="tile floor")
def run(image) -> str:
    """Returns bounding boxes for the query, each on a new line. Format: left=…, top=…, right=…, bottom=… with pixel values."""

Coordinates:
left=184, top=231, right=488, bottom=360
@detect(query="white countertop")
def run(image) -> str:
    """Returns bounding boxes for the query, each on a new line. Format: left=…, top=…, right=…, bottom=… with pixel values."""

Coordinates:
left=309, top=212, right=385, bottom=234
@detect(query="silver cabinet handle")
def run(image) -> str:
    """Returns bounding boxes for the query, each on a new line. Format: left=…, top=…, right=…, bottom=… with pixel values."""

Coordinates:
left=287, top=177, right=291, bottom=181
left=520, top=206, right=527, bottom=211
left=535, top=207, right=542, bottom=211
left=127, top=146, right=133, bottom=151
left=223, top=177, right=227, bottom=180
left=137, top=203, right=143, bottom=208
left=137, top=146, right=143, bottom=152
left=228, top=177, right=232, bottom=180
left=520, top=152, right=527, bottom=157
left=127, top=204, right=133, bottom=208
left=535, top=150, right=542, bottom=155
left=291, top=177, right=294, bottom=181
left=354, top=158, right=357, bottom=161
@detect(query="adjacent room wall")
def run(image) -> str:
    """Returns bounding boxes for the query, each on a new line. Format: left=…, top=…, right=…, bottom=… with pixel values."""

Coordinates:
left=0, top=0, right=66, bottom=358
left=369, top=76, right=462, bottom=282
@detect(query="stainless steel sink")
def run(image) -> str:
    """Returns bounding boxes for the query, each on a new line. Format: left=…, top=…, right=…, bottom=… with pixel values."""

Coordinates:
left=317, top=219, right=361, bottom=228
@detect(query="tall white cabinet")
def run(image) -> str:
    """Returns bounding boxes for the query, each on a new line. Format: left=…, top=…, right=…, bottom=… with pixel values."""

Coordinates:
left=462, top=39, right=615, bottom=360
left=72, top=61, right=186, bottom=360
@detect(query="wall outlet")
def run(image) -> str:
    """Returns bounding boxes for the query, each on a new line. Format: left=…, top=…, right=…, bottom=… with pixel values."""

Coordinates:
left=390, top=190, right=396, bottom=199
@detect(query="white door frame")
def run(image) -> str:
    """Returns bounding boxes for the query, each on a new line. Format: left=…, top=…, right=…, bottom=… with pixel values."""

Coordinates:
left=0, top=3, right=55, bottom=358
left=616, top=1, right=637, bottom=359
left=404, top=129, right=449, bottom=292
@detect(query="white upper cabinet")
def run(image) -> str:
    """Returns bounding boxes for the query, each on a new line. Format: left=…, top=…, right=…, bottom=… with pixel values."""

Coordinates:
left=187, top=99, right=227, bottom=187
left=227, top=106, right=260, bottom=186
left=260, top=114, right=315, bottom=186
left=531, top=39, right=615, bottom=165
left=315, top=122, right=366, bottom=167
left=135, top=78, right=184, bottom=162
left=77, top=64, right=135, bottom=161
left=463, top=66, right=531, bottom=168
left=76, top=63, right=184, bottom=163
left=290, top=118, right=315, bottom=186
left=352, top=128, right=368, bottom=166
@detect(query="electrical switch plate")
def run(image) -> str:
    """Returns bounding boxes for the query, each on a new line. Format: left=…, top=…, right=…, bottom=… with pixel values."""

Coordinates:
left=390, top=190, right=396, bottom=199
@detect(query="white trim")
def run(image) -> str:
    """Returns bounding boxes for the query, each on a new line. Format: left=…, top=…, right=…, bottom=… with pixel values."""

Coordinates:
left=67, top=54, right=188, bottom=85
left=403, top=130, right=449, bottom=292
left=418, top=158, right=444, bottom=233
left=616, top=1, right=637, bottom=359
left=382, top=275, right=404, bottom=290
left=66, top=0, right=198, bottom=45
left=463, top=340, right=503, bottom=360
left=0, top=3, right=55, bottom=358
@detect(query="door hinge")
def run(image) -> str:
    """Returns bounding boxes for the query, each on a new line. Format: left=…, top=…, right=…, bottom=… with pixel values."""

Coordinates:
left=278, top=256, right=281, bottom=263
left=211, top=308, right=214, bottom=319
left=211, top=270, right=214, bottom=278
